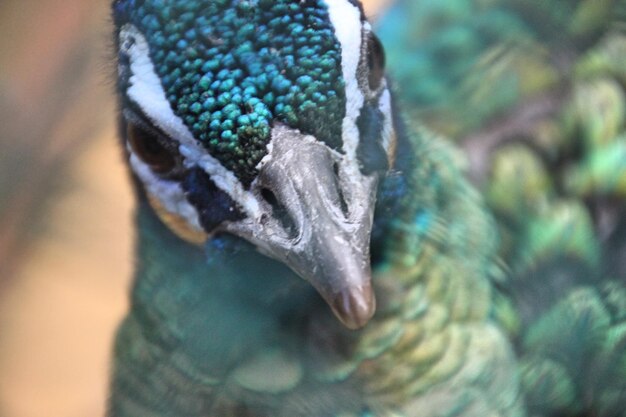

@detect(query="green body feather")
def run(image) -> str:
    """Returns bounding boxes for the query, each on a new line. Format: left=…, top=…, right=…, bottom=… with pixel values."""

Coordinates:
left=379, top=0, right=626, bottom=415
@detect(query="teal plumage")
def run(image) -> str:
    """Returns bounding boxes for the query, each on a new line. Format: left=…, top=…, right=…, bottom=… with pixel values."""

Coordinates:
left=109, top=0, right=626, bottom=416
left=379, top=0, right=626, bottom=415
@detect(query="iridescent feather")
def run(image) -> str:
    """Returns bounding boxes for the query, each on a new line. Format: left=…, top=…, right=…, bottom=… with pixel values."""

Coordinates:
left=378, top=0, right=626, bottom=415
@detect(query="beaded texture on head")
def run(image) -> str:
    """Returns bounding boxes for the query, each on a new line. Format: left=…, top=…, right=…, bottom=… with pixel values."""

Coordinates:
left=115, top=0, right=347, bottom=186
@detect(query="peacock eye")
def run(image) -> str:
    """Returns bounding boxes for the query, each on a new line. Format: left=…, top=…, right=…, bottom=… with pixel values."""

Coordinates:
left=366, top=32, right=386, bottom=91
left=127, top=123, right=176, bottom=174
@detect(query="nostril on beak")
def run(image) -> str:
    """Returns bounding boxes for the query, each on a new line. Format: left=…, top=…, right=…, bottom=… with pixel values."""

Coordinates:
left=332, top=161, right=350, bottom=217
left=261, top=188, right=298, bottom=239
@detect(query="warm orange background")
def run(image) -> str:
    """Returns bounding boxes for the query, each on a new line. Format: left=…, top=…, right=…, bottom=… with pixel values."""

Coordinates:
left=0, top=1, right=386, bottom=416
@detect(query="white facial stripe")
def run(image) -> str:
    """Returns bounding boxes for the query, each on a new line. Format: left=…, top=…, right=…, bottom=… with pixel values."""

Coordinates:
left=119, top=24, right=262, bottom=219
left=379, top=88, right=393, bottom=154
left=129, top=152, right=204, bottom=233
left=120, top=26, right=190, bottom=148
left=324, top=0, right=365, bottom=163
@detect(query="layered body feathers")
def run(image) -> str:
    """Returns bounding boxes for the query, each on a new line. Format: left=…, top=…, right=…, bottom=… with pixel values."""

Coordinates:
left=109, top=0, right=626, bottom=416
left=379, top=0, right=626, bottom=415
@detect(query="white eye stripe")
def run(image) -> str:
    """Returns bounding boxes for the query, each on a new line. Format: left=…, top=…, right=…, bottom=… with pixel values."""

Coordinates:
left=119, top=26, right=190, bottom=146
left=324, top=0, right=365, bottom=171
left=128, top=150, right=205, bottom=233
left=325, top=0, right=394, bottom=174
left=119, top=24, right=262, bottom=219
left=378, top=88, right=394, bottom=155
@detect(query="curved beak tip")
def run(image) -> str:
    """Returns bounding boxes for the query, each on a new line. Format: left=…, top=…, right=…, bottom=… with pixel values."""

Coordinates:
left=329, top=283, right=376, bottom=330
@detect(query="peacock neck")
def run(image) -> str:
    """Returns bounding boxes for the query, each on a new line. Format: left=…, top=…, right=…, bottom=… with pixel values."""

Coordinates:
left=131, top=198, right=356, bottom=382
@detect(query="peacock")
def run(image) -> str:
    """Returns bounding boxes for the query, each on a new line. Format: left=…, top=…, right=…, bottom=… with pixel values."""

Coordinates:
left=108, top=0, right=626, bottom=416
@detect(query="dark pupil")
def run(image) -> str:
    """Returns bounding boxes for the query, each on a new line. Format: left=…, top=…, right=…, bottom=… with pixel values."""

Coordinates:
left=367, top=32, right=385, bottom=91
left=127, top=123, right=175, bottom=174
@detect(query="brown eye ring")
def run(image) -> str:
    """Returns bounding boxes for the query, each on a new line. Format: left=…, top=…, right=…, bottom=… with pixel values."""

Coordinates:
left=367, top=32, right=386, bottom=91
left=127, top=122, right=177, bottom=175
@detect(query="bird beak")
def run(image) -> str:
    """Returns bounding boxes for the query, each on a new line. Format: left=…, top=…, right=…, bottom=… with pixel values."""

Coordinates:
left=226, top=124, right=378, bottom=329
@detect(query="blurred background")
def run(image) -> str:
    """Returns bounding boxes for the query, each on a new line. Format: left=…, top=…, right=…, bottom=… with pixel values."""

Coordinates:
left=0, top=0, right=132, bottom=416
left=0, top=1, right=386, bottom=416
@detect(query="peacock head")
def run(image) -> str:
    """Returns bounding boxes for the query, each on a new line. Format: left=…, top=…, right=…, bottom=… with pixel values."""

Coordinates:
left=113, top=0, right=395, bottom=329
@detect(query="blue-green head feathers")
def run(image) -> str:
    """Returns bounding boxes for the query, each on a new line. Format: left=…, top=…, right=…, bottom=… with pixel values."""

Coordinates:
left=115, top=0, right=353, bottom=184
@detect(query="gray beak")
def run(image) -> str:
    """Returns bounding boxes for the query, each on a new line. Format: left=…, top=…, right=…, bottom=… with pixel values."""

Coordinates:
left=225, top=124, right=379, bottom=329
